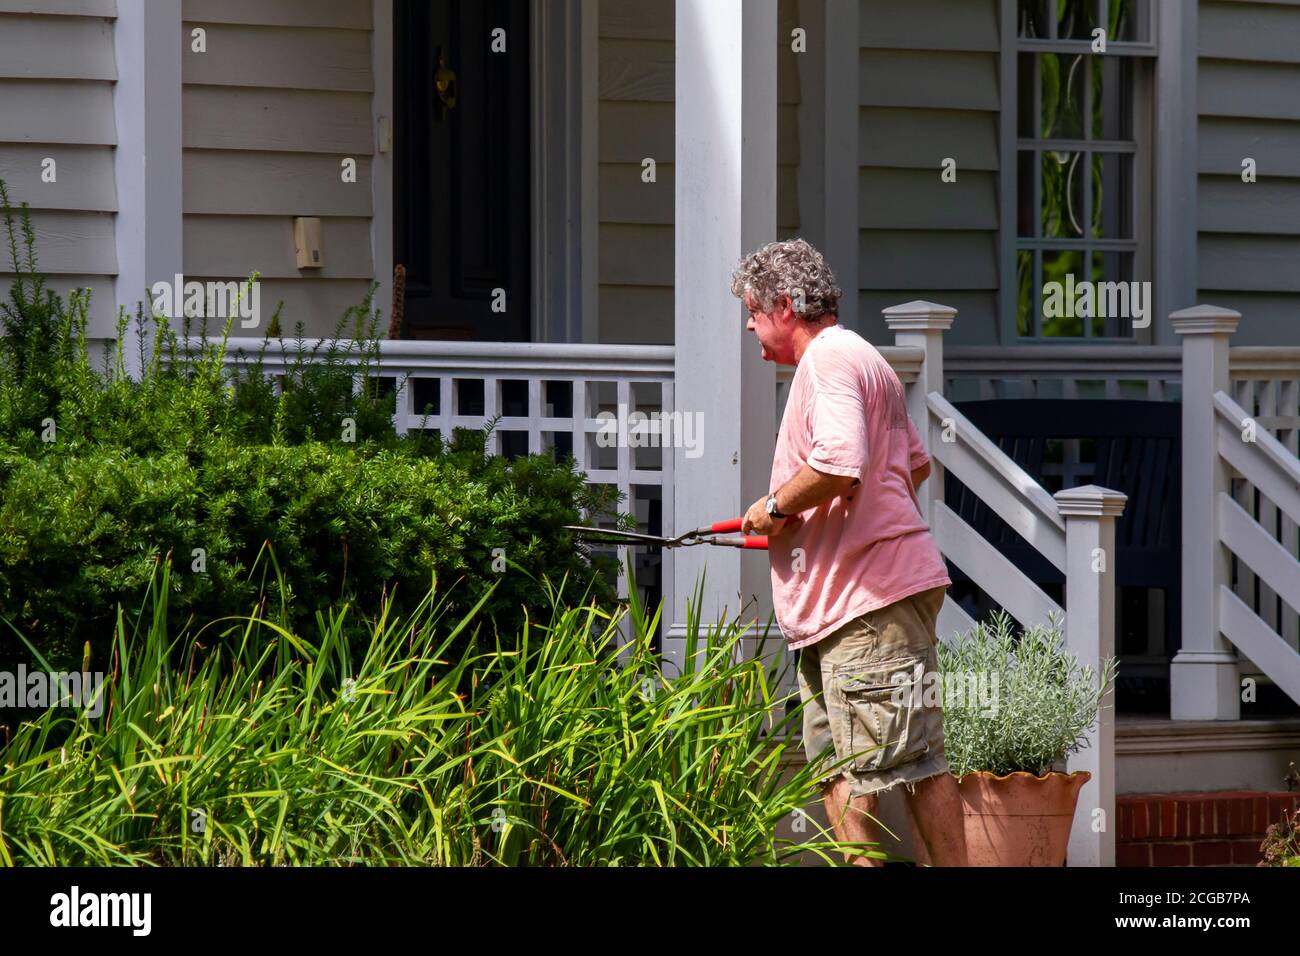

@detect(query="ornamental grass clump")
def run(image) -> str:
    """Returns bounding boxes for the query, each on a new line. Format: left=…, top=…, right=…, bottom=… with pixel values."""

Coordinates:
left=937, top=610, right=1116, bottom=778
left=0, top=561, right=846, bottom=866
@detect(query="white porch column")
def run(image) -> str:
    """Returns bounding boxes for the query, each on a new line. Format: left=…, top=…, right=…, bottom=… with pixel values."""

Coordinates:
left=113, top=0, right=183, bottom=376
left=883, top=300, right=955, bottom=526
left=1170, top=305, right=1243, bottom=720
left=668, top=0, right=778, bottom=674
left=1055, top=485, right=1127, bottom=868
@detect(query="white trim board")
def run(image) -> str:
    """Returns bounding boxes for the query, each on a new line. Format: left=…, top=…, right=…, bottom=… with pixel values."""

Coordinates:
left=113, top=0, right=183, bottom=365
left=371, top=0, right=394, bottom=329
left=530, top=0, right=590, bottom=343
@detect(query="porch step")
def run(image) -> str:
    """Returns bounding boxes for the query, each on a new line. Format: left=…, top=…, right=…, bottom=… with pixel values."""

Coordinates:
left=1116, top=790, right=1300, bottom=866
left=1117, top=715, right=1300, bottom=794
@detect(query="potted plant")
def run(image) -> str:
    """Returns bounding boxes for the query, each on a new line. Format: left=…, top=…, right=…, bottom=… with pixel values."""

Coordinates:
left=937, top=611, right=1116, bottom=866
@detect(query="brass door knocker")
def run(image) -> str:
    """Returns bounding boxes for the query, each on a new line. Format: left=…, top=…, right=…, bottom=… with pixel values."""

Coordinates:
left=434, top=47, right=457, bottom=118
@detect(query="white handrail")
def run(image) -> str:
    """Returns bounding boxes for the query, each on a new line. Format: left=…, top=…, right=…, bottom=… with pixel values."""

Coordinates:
left=178, top=336, right=677, bottom=376
left=925, top=391, right=1068, bottom=571
left=1229, top=346, right=1300, bottom=380
left=1214, top=390, right=1300, bottom=528
left=932, top=501, right=1064, bottom=625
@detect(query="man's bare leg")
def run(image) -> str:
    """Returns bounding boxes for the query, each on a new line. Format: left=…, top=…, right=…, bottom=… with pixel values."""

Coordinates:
left=905, top=801, right=933, bottom=866
left=902, top=771, right=968, bottom=866
left=822, top=776, right=886, bottom=866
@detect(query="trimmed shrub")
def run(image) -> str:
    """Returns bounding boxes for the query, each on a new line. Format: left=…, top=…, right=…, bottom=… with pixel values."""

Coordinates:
left=0, top=183, right=617, bottom=673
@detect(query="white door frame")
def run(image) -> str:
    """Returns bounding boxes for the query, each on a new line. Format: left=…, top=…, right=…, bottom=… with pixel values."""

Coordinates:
left=370, top=0, right=596, bottom=343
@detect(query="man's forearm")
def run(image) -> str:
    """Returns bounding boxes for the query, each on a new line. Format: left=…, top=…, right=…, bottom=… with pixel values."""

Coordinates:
left=771, top=464, right=858, bottom=516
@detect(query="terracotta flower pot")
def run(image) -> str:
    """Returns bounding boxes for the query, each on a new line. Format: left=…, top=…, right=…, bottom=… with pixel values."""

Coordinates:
left=957, top=770, right=1091, bottom=866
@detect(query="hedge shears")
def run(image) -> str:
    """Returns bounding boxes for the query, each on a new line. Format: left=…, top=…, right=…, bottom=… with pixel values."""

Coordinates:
left=564, top=517, right=768, bottom=551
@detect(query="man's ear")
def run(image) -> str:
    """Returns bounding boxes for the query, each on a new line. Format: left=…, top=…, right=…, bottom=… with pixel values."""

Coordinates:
left=778, top=294, right=795, bottom=323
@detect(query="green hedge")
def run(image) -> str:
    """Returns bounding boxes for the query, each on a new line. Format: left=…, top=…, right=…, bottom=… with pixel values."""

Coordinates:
left=0, top=183, right=617, bottom=671
left=0, top=433, right=614, bottom=669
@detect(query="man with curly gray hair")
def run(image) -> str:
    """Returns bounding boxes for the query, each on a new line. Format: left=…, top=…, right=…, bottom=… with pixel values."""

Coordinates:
left=733, top=238, right=967, bottom=867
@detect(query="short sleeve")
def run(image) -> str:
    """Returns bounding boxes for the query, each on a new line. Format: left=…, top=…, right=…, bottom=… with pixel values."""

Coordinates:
left=906, top=413, right=930, bottom=469
left=805, top=350, right=868, bottom=479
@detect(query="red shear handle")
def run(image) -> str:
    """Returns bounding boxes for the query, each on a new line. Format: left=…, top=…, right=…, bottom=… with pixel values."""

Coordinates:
left=711, top=517, right=745, bottom=534
left=744, top=536, right=769, bottom=550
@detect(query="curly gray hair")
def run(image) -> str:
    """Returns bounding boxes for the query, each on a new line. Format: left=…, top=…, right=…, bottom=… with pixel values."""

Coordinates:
left=730, top=238, right=843, bottom=321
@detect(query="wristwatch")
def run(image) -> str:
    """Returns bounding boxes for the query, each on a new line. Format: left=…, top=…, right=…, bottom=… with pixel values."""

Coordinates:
left=765, top=492, right=788, bottom=520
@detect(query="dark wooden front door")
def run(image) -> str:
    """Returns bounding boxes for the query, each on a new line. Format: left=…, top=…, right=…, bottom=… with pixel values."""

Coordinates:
left=393, top=0, right=531, bottom=341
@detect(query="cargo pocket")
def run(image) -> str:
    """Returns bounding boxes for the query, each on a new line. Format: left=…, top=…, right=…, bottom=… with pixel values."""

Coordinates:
left=833, top=656, right=930, bottom=773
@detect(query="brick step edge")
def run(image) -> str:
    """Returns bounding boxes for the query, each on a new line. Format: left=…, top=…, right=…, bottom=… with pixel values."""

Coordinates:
left=1118, top=839, right=1272, bottom=867
left=1117, top=790, right=1299, bottom=841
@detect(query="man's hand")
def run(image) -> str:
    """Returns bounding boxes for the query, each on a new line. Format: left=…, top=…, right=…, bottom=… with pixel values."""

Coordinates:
left=742, top=495, right=788, bottom=536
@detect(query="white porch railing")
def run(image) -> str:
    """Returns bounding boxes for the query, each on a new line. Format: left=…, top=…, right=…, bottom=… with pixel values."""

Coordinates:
left=1228, top=346, right=1300, bottom=659
left=1173, top=308, right=1300, bottom=720
left=198, top=338, right=677, bottom=609
left=945, top=345, right=1183, bottom=402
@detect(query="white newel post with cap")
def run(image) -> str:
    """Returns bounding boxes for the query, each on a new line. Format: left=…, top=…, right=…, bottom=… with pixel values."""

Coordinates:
left=1170, top=305, right=1243, bottom=720
left=1055, top=485, right=1127, bottom=867
left=883, top=300, right=956, bottom=527
left=667, top=0, right=778, bottom=676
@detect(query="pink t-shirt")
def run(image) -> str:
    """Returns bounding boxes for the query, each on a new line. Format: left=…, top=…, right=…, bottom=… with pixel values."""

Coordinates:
left=769, top=324, right=951, bottom=649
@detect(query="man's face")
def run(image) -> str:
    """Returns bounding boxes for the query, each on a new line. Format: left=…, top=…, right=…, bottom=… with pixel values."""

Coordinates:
left=744, top=291, right=796, bottom=365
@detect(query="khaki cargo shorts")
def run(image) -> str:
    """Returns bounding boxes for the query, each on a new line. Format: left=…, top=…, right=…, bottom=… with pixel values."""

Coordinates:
left=797, top=585, right=949, bottom=797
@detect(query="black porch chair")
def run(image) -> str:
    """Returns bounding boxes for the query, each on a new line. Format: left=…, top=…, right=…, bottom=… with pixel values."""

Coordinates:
left=942, top=399, right=1181, bottom=713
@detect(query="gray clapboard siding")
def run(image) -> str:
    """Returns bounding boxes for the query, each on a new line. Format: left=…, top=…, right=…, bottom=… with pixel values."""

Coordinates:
left=0, top=0, right=114, bottom=14
left=184, top=150, right=372, bottom=217
left=181, top=0, right=371, bottom=29
left=857, top=0, right=1001, bottom=340
left=184, top=215, right=373, bottom=280
left=225, top=278, right=377, bottom=337
left=859, top=230, right=997, bottom=290
left=1197, top=1, right=1300, bottom=340
left=1199, top=175, right=1300, bottom=234
left=0, top=6, right=118, bottom=332
left=0, top=80, right=116, bottom=144
left=0, top=14, right=116, bottom=80
left=1199, top=59, right=1300, bottom=121
left=1199, top=117, right=1300, bottom=177
left=1200, top=235, right=1300, bottom=291
left=183, top=87, right=372, bottom=154
left=860, top=0, right=998, bottom=51
left=1200, top=0, right=1300, bottom=64
left=0, top=272, right=117, bottom=317
left=599, top=101, right=673, bottom=162
left=859, top=107, right=999, bottom=171
left=0, top=144, right=116, bottom=211
left=12, top=210, right=116, bottom=275
left=860, top=50, right=999, bottom=112
left=598, top=286, right=673, bottom=344
left=859, top=291, right=998, bottom=344
left=859, top=168, right=998, bottom=229
left=1187, top=292, right=1300, bottom=345
left=182, top=24, right=372, bottom=92
left=180, top=1, right=374, bottom=338
left=599, top=223, right=673, bottom=286
left=598, top=164, right=674, bottom=224
left=599, top=0, right=671, bottom=41
left=599, top=38, right=674, bottom=101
